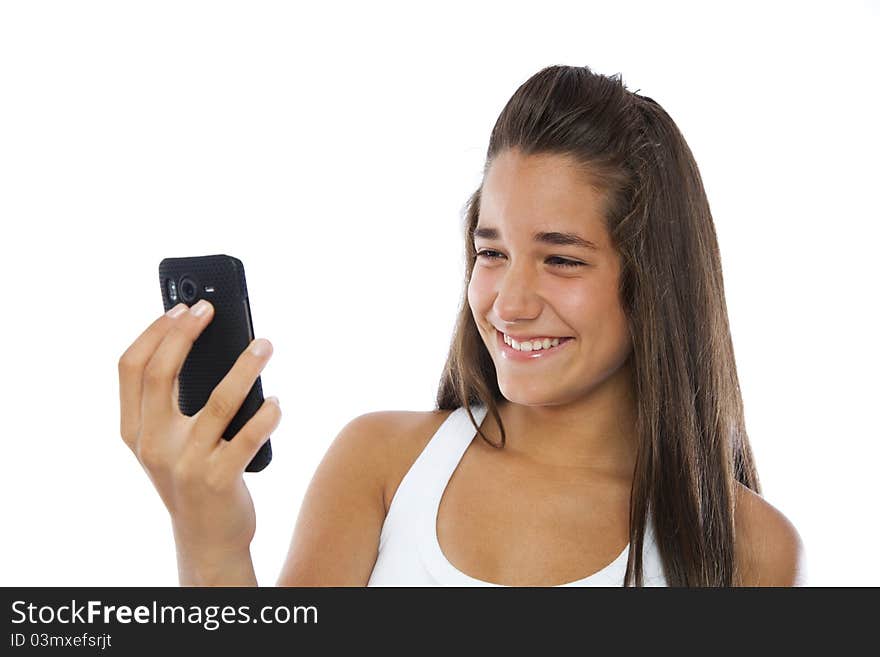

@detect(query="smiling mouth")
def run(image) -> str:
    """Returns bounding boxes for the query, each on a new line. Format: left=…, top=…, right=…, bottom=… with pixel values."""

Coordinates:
left=495, top=329, right=574, bottom=355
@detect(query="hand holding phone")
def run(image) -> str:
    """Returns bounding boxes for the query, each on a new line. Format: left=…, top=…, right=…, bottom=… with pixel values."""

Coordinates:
left=117, top=255, right=280, bottom=582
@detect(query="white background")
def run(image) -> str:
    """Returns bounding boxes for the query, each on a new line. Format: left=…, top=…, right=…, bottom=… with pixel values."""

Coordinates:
left=1, top=1, right=877, bottom=587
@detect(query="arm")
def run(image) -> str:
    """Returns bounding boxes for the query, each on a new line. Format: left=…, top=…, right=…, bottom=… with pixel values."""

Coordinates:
left=174, top=541, right=258, bottom=587
left=276, top=412, right=394, bottom=586
left=118, top=301, right=280, bottom=588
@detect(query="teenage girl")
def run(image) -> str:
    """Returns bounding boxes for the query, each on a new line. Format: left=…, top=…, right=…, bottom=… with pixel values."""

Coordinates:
left=118, top=65, right=805, bottom=586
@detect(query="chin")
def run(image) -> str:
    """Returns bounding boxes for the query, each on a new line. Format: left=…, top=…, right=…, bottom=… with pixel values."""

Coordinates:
left=497, top=380, right=572, bottom=407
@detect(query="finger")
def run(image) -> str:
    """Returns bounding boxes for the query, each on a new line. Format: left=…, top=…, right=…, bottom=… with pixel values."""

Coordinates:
left=190, top=337, right=273, bottom=450
left=214, top=396, right=281, bottom=476
left=118, top=303, right=189, bottom=447
left=141, top=300, right=215, bottom=428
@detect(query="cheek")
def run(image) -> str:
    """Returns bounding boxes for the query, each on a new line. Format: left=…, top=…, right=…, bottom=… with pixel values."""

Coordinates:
left=558, top=280, right=628, bottom=339
left=556, top=287, right=593, bottom=333
left=467, top=268, right=495, bottom=314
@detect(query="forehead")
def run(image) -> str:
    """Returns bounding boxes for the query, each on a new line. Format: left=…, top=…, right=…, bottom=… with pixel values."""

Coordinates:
left=479, top=149, right=608, bottom=242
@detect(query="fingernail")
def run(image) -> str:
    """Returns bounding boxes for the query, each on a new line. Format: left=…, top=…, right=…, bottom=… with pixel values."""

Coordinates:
left=267, top=396, right=279, bottom=406
left=166, top=303, right=187, bottom=318
left=249, top=338, right=272, bottom=357
left=190, top=300, right=211, bottom=317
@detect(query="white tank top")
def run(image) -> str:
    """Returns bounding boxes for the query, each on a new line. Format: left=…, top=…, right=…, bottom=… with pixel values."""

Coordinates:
left=367, top=405, right=668, bottom=586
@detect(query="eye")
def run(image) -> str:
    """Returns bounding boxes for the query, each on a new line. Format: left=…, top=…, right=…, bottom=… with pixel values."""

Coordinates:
left=475, top=249, right=504, bottom=261
left=546, top=256, right=585, bottom=268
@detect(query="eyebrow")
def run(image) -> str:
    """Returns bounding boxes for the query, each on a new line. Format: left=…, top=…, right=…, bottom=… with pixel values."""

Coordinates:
left=472, top=226, right=599, bottom=251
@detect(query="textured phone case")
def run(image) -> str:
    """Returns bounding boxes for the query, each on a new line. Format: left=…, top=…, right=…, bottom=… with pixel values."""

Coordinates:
left=159, top=255, right=272, bottom=472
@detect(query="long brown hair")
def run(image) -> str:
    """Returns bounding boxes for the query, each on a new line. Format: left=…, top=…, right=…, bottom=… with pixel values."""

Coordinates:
left=436, top=65, right=761, bottom=586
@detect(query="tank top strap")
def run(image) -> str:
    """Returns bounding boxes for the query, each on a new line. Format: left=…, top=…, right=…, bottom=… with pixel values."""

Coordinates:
left=407, top=405, right=488, bottom=513
left=422, top=405, right=488, bottom=483
left=376, top=405, right=487, bottom=553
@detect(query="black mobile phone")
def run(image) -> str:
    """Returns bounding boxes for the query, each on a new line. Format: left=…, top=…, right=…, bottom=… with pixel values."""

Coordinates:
left=158, top=254, right=272, bottom=472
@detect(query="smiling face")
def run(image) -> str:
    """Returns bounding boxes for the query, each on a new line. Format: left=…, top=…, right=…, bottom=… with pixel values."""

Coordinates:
left=467, top=148, right=634, bottom=407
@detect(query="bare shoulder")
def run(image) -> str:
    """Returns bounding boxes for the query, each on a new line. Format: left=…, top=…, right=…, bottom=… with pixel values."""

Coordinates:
left=351, top=408, right=456, bottom=513
left=326, top=407, right=452, bottom=462
left=275, top=407, right=453, bottom=586
left=733, top=481, right=807, bottom=586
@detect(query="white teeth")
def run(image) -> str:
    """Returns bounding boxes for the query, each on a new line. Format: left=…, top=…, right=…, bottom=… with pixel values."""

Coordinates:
left=502, top=333, right=565, bottom=352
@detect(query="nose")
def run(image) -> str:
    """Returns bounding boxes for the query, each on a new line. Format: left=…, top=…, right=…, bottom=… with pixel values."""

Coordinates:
left=493, top=260, right=542, bottom=324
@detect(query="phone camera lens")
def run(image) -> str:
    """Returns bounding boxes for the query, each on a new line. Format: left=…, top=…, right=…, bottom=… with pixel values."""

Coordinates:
left=179, top=277, right=198, bottom=303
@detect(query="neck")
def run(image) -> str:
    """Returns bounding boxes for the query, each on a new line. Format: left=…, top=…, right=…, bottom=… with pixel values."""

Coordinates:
left=485, top=359, right=640, bottom=480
